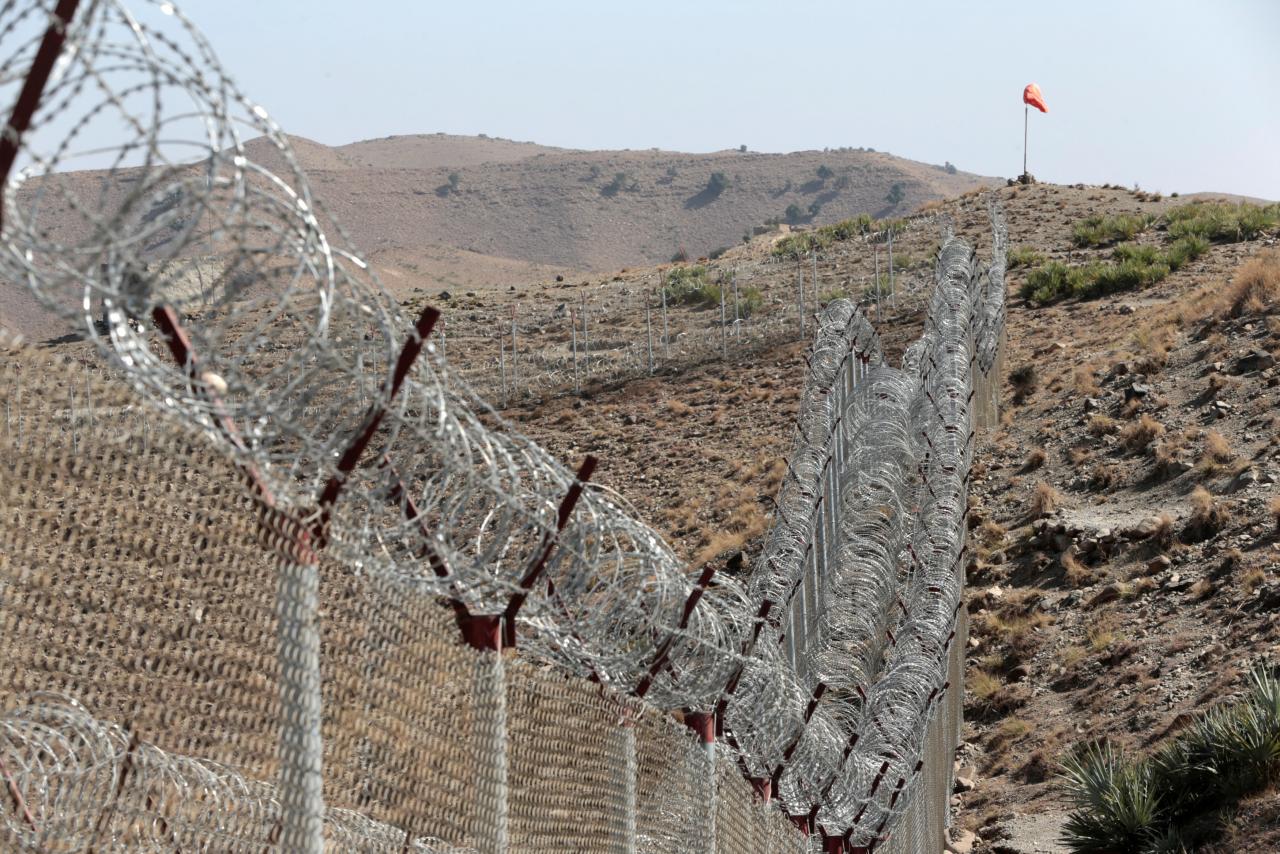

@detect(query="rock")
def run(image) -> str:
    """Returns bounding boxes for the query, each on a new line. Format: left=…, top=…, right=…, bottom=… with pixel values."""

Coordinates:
left=438, top=290, right=452, bottom=300
left=1147, top=555, right=1172, bottom=573
left=1111, top=361, right=1131, bottom=377
left=1083, top=397, right=1105, bottom=412
left=954, top=775, right=976, bottom=793
left=1232, top=468, right=1259, bottom=490
left=946, top=828, right=977, bottom=854
left=1125, top=381, right=1152, bottom=402
left=1087, top=583, right=1124, bottom=608
left=1118, top=304, right=1136, bottom=315
left=1233, top=349, right=1277, bottom=375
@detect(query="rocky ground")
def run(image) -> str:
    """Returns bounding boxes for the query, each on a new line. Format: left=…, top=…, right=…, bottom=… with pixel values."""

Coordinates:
left=491, top=182, right=1280, bottom=851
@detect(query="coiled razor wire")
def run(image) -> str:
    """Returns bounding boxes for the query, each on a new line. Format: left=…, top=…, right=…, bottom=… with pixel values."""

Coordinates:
left=0, top=0, right=1007, bottom=848
left=0, top=698, right=475, bottom=852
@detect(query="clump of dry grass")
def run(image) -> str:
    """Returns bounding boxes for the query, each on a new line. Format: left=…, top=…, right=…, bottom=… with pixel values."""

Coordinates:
left=1022, top=448, right=1047, bottom=472
left=1241, top=565, right=1266, bottom=595
left=1089, top=463, right=1120, bottom=491
left=1087, top=414, right=1118, bottom=437
left=1068, top=446, right=1093, bottom=467
left=1073, top=365, right=1101, bottom=396
left=1184, top=485, right=1230, bottom=542
left=1009, top=364, right=1037, bottom=404
left=664, top=398, right=693, bottom=416
left=1061, top=551, right=1094, bottom=587
left=1202, top=430, right=1234, bottom=466
left=1029, top=481, right=1062, bottom=518
left=1120, top=413, right=1165, bottom=452
left=1152, top=512, right=1176, bottom=550
left=1224, top=249, right=1280, bottom=317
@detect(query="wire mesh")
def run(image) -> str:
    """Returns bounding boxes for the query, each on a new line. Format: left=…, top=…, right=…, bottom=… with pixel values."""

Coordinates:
left=0, top=1, right=1007, bottom=851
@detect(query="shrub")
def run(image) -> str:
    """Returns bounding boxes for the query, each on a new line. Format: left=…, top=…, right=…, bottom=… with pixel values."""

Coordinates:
left=1165, top=201, right=1280, bottom=243
left=784, top=203, right=806, bottom=224
left=1061, top=663, right=1280, bottom=853
left=816, top=164, right=834, bottom=181
left=1008, top=246, right=1047, bottom=270
left=1164, top=235, right=1208, bottom=271
left=1120, top=414, right=1165, bottom=452
left=1224, top=249, right=1280, bottom=316
left=662, top=265, right=716, bottom=306
left=1029, top=481, right=1061, bottom=518
left=706, top=171, right=729, bottom=195
left=1022, top=261, right=1093, bottom=303
left=1072, top=213, right=1154, bottom=247
left=1009, top=364, right=1037, bottom=402
left=885, top=182, right=905, bottom=205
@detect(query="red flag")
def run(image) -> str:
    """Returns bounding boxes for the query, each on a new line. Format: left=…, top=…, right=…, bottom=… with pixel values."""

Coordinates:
left=1023, top=83, right=1048, bottom=113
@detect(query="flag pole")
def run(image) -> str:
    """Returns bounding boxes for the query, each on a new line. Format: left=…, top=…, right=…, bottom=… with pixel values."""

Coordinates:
left=1023, top=104, right=1028, bottom=178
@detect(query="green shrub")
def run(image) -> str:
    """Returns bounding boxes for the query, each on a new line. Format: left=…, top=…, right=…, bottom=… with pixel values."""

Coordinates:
left=1008, top=246, right=1046, bottom=269
left=1164, top=235, right=1208, bottom=271
left=820, top=288, right=849, bottom=303
left=736, top=285, right=764, bottom=318
left=1165, top=201, right=1280, bottom=242
left=1060, top=662, right=1280, bottom=853
left=1022, top=261, right=1091, bottom=303
left=1072, top=213, right=1154, bottom=247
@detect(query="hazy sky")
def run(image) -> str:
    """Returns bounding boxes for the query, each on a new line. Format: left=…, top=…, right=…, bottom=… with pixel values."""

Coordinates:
left=181, top=0, right=1279, bottom=198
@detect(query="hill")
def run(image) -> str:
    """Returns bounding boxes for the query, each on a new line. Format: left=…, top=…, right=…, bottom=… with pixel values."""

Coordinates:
left=471, top=183, right=1280, bottom=852
left=0, top=134, right=995, bottom=342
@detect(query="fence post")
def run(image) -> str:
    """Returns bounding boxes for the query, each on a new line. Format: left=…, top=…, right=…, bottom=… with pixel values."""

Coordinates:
left=645, top=292, right=654, bottom=375
left=732, top=273, right=741, bottom=344
left=460, top=618, right=508, bottom=854
left=796, top=260, right=806, bottom=340
left=660, top=280, right=669, bottom=359
left=683, top=713, right=717, bottom=854
left=615, top=710, right=638, bottom=854
left=887, top=229, right=895, bottom=313
left=275, top=524, right=325, bottom=854
left=582, top=293, right=590, bottom=376
left=811, top=250, right=819, bottom=312
left=68, top=384, right=76, bottom=455
left=874, top=245, right=881, bottom=318
left=510, top=305, right=519, bottom=397
left=499, top=338, right=508, bottom=408
left=571, top=308, right=580, bottom=393
left=720, top=281, right=727, bottom=359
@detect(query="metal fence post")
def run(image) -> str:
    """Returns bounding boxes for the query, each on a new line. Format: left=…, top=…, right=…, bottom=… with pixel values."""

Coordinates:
left=719, top=282, right=727, bottom=359
left=660, top=281, right=669, bottom=359
left=732, top=273, right=741, bottom=344
left=645, top=293, right=654, bottom=375
left=582, top=293, right=590, bottom=376
left=571, top=308, right=580, bottom=393
left=510, top=305, right=519, bottom=396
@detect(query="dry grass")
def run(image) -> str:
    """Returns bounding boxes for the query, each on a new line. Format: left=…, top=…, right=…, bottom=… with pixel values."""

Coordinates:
left=1202, top=430, right=1234, bottom=467
left=1120, top=413, right=1165, bottom=452
left=1224, top=249, right=1280, bottom=317
left=1152, top=512, right=1176, bottom=550
left=1061, top=551, right=1095, bottom=587
left=1089, top=463, right=1120, bottom=491
left=1067, top=446, right=1093, bottom=467
left=1086, top=617, right=1117, bottom=654
left=1022, top=448, right=1047, bottom=472
left=1029, top=481, right=1062, bottom=518
left=1241, top=566, right=1266, bottom=595
left=1190, top=578, right=1215, bottom=601
left=1009, top=364, right=1037, bottom=404
left=1073, top=365, right=1101, bottom=396
left=1087, top=414, right=1118, bottom=437
left=1185, top=485, right=1230, bottom=542
left=664, top=398, right=693, bottom=416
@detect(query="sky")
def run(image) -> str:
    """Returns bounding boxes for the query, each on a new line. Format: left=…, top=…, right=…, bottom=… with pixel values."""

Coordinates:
left=152, top=1, right=1280, bottom=199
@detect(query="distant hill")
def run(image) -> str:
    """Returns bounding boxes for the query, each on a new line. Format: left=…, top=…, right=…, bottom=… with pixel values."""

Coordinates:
left=289, top=134, right=996, bottom=274
left=0, top=133, right=998, bottom=340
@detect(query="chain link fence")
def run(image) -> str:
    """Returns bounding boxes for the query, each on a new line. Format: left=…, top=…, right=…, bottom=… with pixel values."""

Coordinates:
left=0, top=2, right=1005, bottom=851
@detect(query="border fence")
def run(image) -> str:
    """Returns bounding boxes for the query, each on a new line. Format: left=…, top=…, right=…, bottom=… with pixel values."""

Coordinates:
left=0, top=2, right=1006, bottom=851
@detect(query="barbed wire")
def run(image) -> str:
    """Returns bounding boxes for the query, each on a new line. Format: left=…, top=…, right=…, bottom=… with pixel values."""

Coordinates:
left=0, top=1, right=1006, bottom=849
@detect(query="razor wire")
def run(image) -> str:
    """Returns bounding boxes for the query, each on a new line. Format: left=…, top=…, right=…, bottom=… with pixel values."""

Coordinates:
left=0, top=1, right=1006, bottom=850
left=0, top=698, right=476, bottom=853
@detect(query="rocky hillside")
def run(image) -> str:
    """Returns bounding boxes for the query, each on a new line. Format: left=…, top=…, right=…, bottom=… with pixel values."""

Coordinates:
left=0, top=134, right=995, bottom=342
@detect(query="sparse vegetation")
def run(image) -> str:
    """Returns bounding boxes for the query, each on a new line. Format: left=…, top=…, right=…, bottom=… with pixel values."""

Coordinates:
left=1022, top=236, right=1207, bottom=304
left=885, top=182, right=905, bottom=206
left=1009, top=364, right=1037, bottom=403
left=1165, top=200, right=1280, bottom=243
left=1223, top=249, right=1280, bottom=317
left=1007, top=246, right=1047, bottom=270
left=1072, top=213, right=1154, bottom=247
left=1061, top=663, right=1280, bottom=853
left=1029, top=481, right=1062, bottom=518
left=1120, top=414, right=1165, bottom=452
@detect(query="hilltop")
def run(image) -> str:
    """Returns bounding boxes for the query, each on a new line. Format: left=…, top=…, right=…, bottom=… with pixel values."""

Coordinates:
left=0, top=134, right=994, bottom=342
